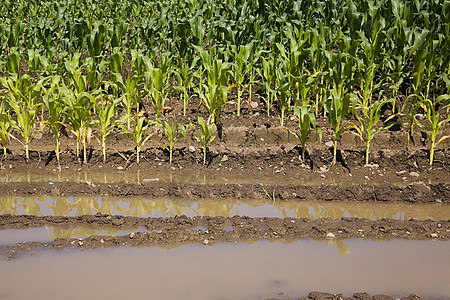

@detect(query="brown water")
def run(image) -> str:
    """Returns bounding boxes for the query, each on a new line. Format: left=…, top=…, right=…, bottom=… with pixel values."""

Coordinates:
left=0, top=167, right=441, bottom=186
left=2, top=195, right=449, bottom=220
left=0, top=239, right=448, bottom=300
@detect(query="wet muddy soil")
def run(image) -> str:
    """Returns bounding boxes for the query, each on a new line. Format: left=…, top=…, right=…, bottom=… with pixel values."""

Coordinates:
left=0, top=181, right=448, bottom=203
left=1, top=111, right=449, bottom=299
left=1, top=214, right=448, bottom=259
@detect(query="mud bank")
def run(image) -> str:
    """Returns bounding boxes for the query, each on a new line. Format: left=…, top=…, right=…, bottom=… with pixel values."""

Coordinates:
left=0, top=181, right=448, bottom=203
left=1, top=215, right=448, bottom=259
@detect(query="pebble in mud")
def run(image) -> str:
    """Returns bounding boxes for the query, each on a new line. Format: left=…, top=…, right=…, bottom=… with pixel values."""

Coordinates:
left=188, top=146, right=196, bottom=153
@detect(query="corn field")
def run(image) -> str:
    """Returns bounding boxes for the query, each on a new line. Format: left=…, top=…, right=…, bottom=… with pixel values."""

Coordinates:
left=0, top=0, right=449, bottom=165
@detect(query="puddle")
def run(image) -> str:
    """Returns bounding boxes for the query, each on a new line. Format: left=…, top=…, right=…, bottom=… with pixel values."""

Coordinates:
left=0, top=168, right=443, bottom=186
left=0, top=228, right=52, bottom=245
left=1, top=195, right=449, bottom=221
left=0, top=239, right=448, bottom=299
left=0, top=226, right=148, bottom=245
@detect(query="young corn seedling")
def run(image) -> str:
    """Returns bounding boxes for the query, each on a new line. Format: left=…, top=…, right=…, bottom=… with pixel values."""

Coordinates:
left=351, top=95, right=396, bottom=165
left=0, top=74, right=46, bottom=161
left=0, top=101, right=13, bottom=156
left=144, top=52, right=172, bottom=119
left=194, top=45, right=232, bottom=138
left=413, top=94, right=450, bottom=166
left=43, top=75, right=67, bottom=164
left=91, top=91, right=121, bottom=164
left=259, top=56, right=275, bottom=117
left=174, top=56, right=198, bottom=116
left=287, top=105, right=322, bottom=161
left=228, top=41, right=253, bottom=116
left=158, top=120, right=192, bottom=164
left=195, top=116, right=215, bottom=165
left=119, top=114, right=157, bottom=165
left=324, top=90, right=352, bottom=166
left=60, top=84, right=96, bottom=164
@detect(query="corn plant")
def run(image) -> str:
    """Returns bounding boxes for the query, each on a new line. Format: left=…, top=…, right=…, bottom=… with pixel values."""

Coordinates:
left=194, top=45, right=231, bottom=138
left=0, top=75, right=46, bottom=161
left=287, top=105, right=322, bottom=161
left=351, top=95, right=396, bottom=165
left=413, top=94, right=450, bottom=166
left=144, top=52, right=172, bottom=119
left=91, top=91, right=121, bottom=164
left=119, top=114, right=156, bottom=165
left=43, top=75, right=66, bottom=163
left=157, top=120, right=192, bottom=164
left=0, top=102, right=13, bottom=156
left=228, top=41, right=253, bottom=116
left=174, top=55, right=198, bottom=116
left=324, top=91, right=352, bottom=166
left=259, top=56, right=275, bottom=116
left=195, top=116, right=215, bottom=165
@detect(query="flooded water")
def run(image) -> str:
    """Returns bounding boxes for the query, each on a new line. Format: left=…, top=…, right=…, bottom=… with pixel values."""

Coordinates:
left=0, top=167, right=442, bottom=186
left=1, top=195, right=449, bottom=221
left=0, top=239, right=448, bottom=300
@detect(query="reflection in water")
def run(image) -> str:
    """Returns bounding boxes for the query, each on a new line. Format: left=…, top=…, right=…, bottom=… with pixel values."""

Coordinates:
left=1, top=196, right=449, bottom=221
left=0, top=239, right=449, bottom=299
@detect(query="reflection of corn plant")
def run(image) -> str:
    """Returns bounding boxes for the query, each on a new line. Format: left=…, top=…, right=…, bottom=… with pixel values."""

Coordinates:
left=195, top=116, right=215, bottom=165
left=0, top=75, right=46, bottom=161
left=413, top=95, right=450, bottom=166
left=158, top=120, right=192, bottom=164
left=119, top=114, right=156, bottom=165
left=91, top=91, right=121, bottom=163
left=43, top=75, right=66, bottom=163
left=288, top=106, right=322, bottom=161
left=0, top=102, right=12, bottom=156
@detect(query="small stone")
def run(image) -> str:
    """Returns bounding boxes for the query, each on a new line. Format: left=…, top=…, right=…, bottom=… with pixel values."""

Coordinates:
left=142, top=178, right=160, bottom=184
left=319, top=166, right=328, bottom=173
left=364, top=163, right=379, bottom=168
left=250, top=101, right=258, bottom=109
left=320, top=174, right=326, bottom=178
left=364, top=176, right=369, bottom=180
left=203, top=239, right=209, bottom=245
left=410, top=171, right=420, bottom=177
left=188, top=146, right=196, bottom=153
left=358, top=229, right=364, bottom=232
left=437, top=223, right=442, bottom=228
left=325, top=141, right=334, bottom=147
left=78, top=241, right=83, bottom=246
left=221, top=155, right=229, bottom=162
left=396, top=170, right=407, bottom=175
left=100, top=239, right=104, bottom=244
left=130, top=232, right=135, bottom=238
left=49, top=182, right=54, bottom=185
left=431, top=233, right=438, bottom=238
left=326, top=233, right=335, bottom=238
left=117, top=166, right=124, bottom=170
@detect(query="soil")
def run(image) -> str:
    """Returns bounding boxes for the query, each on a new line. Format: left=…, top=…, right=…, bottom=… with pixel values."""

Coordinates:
left=1, top=214, right=448, bottom=260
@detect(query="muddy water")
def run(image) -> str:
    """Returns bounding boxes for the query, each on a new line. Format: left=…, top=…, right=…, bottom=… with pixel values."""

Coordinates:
left=0, top=239, right=448, bottom=300
left=0, top=225, right=149, bottom=245
left=1, top=195, right=449, bottom=221
left=0, top=167, right=442, bottom=186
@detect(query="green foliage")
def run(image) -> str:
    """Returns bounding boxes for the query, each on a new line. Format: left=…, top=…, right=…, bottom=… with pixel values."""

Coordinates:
left=413, top=94, right=450, bottom=166
left=158, top=120, right=192, bottom=164
left=119, top=114, right=156, bottom=165
left=0, top=74, right=46, bottom=161
left=288, top=105, right=322, bottom=161
left=195, top=116, right=215, bottom=165
left=91, top=90, right=121, bottom=164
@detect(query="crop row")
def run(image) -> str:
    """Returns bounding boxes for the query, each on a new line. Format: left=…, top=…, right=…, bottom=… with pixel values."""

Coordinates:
left=0, top=0, right=449, bottom=166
